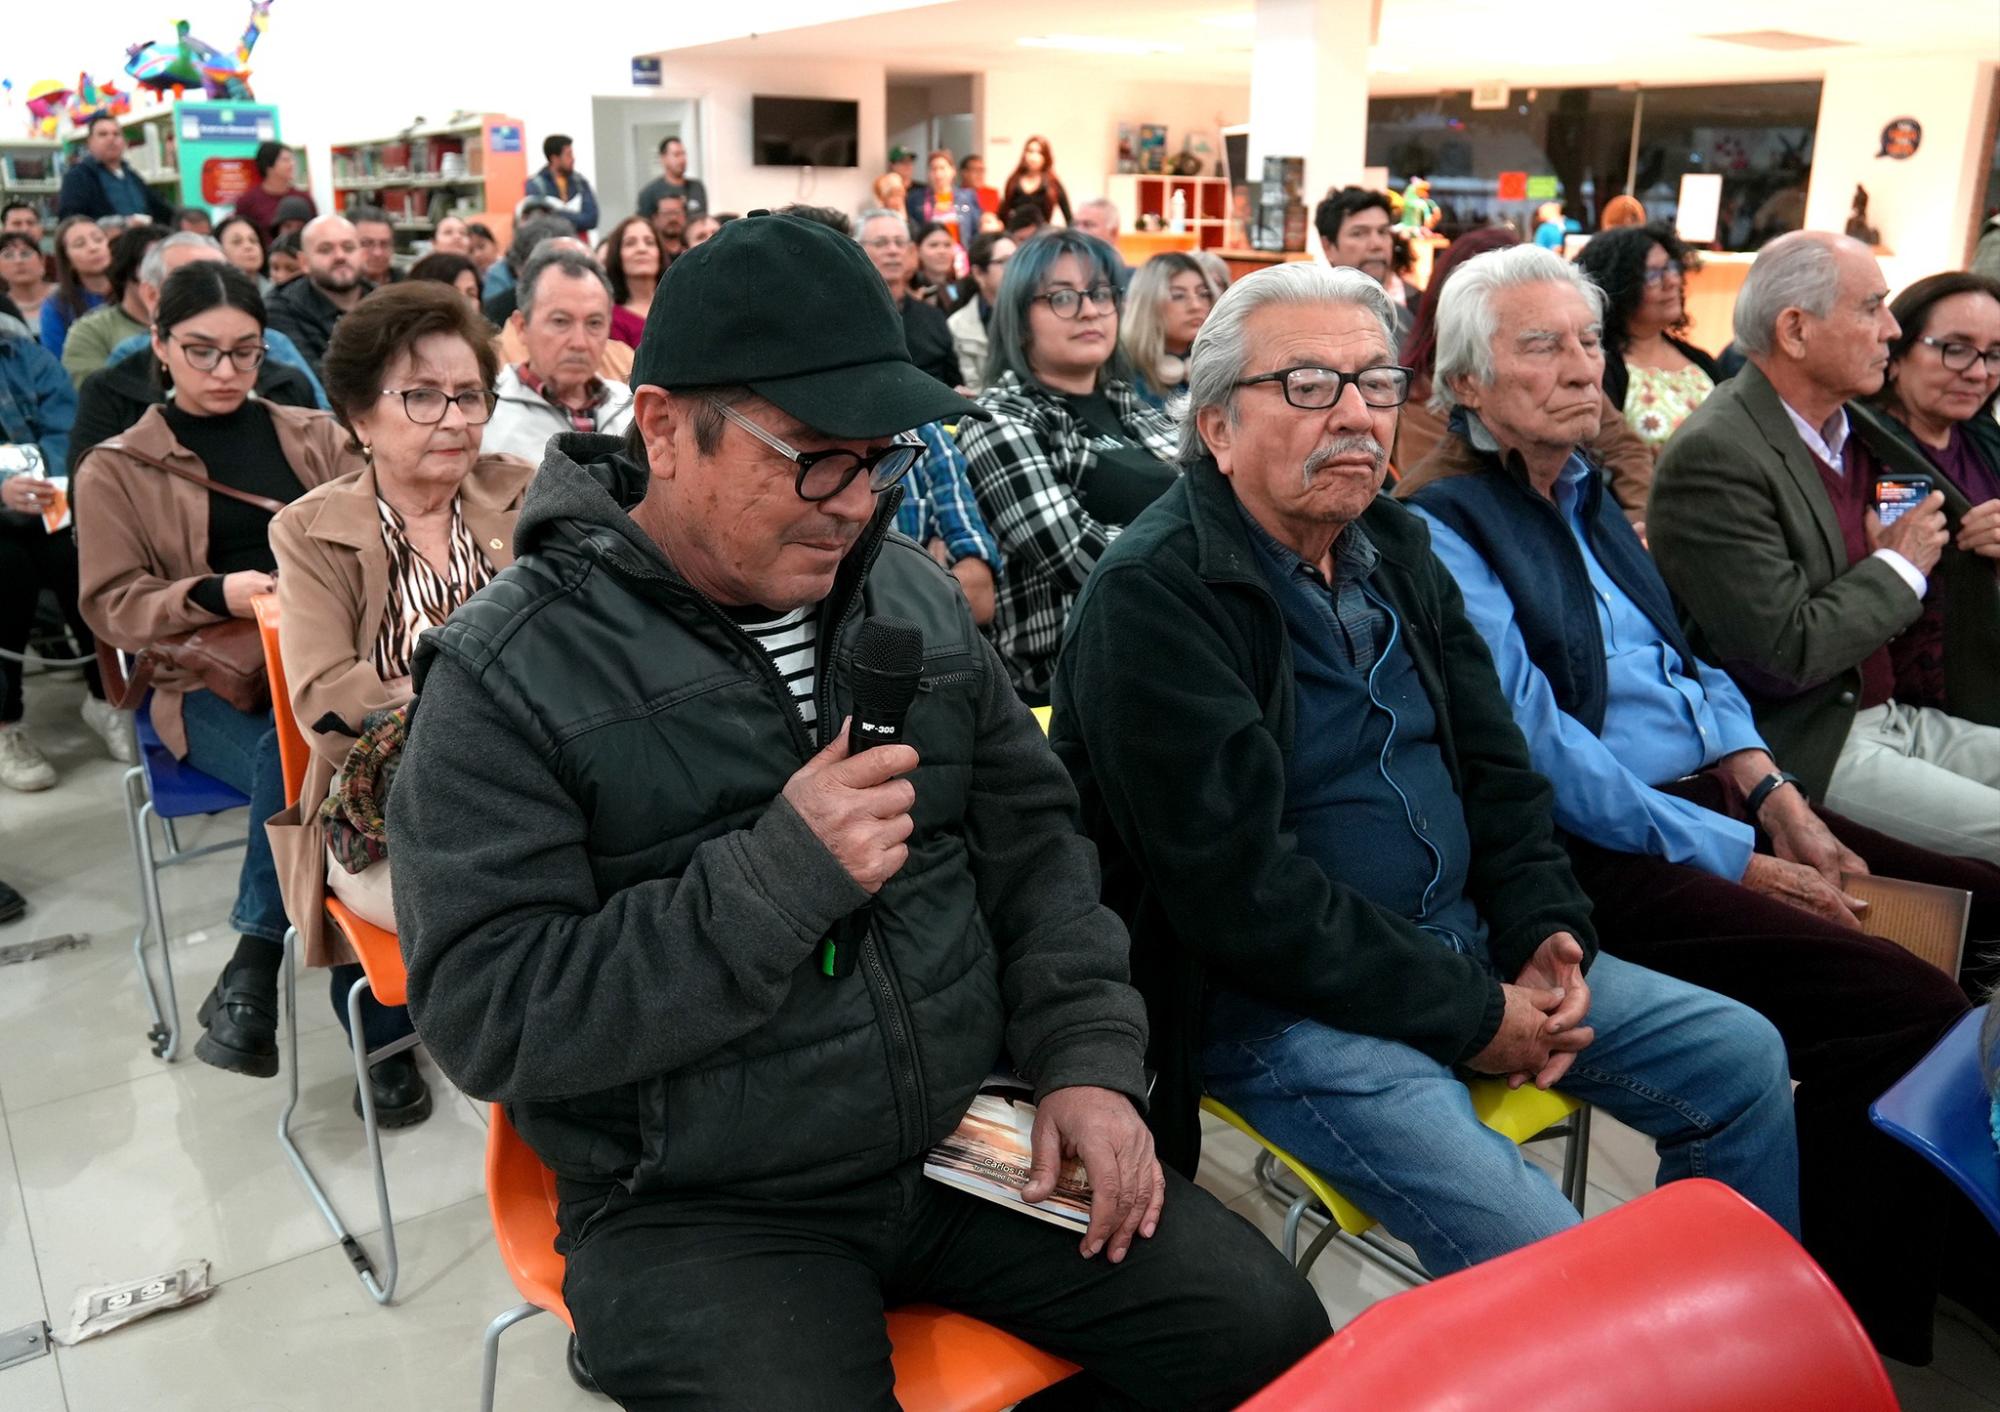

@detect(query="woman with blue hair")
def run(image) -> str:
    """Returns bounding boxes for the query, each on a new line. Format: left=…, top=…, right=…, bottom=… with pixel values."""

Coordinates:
left=959, top=229, right=1177, bottom=702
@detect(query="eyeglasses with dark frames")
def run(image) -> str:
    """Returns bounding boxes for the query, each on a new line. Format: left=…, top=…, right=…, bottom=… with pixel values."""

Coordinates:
left=1916, top=336, right=2000, bottom=374
left=1034, top=285, right=1121, bottom=319
left=163, top=334, right=267, bottom=373
left=707, top=399, right=922, bottom=502
left=1641, top=262, right=1686, bottom=288
left=1235, top=365, right=1414, bottom=410
left=380, top=387, right=498, bottom=425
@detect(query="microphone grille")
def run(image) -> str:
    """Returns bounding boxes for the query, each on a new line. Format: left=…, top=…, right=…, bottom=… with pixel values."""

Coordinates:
left=851, top=617, right=925, bottom=720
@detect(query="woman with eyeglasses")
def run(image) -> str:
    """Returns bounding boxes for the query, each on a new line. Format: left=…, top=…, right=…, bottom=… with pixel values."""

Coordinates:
left=1855, top=272, right=2000, bottom=561
left=263, top=283, right=531, bottom=1126
left=959, top=229, right=1178, bottom=702
left=75, top=261, right=362, bottom=1086
left=1575, top=223, right=1725, bottom=459
left=1122, top=252, right=1220, bottom=409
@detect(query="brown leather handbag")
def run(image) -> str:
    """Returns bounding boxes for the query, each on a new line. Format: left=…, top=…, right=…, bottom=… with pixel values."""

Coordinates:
left=94, top=446, right=285, bottom=716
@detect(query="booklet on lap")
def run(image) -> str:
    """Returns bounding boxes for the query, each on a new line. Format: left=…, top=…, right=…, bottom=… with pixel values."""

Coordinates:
left=924, top=1074, right=1093, bottom=1230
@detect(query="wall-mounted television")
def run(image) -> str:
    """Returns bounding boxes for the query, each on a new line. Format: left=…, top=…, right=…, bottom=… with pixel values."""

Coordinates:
left=752, top=96, right=859, bottom=168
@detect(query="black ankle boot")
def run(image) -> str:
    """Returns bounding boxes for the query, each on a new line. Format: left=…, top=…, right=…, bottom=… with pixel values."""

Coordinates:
left=353, top=1051, right=433, bottom=1128
left=194, top=966, right=280, bottom=1077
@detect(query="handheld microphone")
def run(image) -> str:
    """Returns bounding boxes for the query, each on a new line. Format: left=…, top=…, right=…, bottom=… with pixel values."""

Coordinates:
left=823, top=617, right=924, bottom=979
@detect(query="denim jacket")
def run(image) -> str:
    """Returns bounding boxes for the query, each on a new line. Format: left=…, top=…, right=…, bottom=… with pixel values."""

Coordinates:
left=0, top=332, right=74, bottom=490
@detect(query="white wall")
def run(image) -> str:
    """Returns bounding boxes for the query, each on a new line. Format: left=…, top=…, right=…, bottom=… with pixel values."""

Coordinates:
left=1803, top=53, right=1998, bottom=291
left=980, top=70, right=1250, bottom=213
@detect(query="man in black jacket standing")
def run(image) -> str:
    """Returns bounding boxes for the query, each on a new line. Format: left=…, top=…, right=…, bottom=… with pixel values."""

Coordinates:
left=389, top=213, right=1326, bottom=1410
left=1052, top=262, right=1800, bottom=1279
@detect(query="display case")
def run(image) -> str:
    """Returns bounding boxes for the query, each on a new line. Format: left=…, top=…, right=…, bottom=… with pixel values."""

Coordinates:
left=1103, top=174, right=1233, bottom=251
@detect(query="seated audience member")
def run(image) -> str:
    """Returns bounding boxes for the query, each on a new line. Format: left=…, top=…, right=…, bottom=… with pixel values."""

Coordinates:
left=1, top=232, right=53, bottom=332
left=3, top=201, right=47, bottom=240
left=525, top=134, right=599, bottom=236
left=869, top=172, right=908, bottom=221
left=387, top=211, right=1329, bottom=1409
left=232, top=142, right=316, bottom=242
left=600, top=216, right=664, bottom=351
left=0, top=325, right=126, bottom=791
left=907, top=150, right=979, bottom=248
left=75, top=263, right=412, bottom=1100
left=1397, top=243, right=1996, bottom=1360
left=959, top=230, right=1178, bottom=703
left=265, top=283, right=533, bottom=1129
left=683, top=213, right=721, bottom=248
left=214, top=215, right=270, bottom=292
left=899, top=420, right=1001, bottom=625
left=174, top=208, right=213, bottom=237
left=1005, top=203, right=1049, bottom=245
left=958, top=154, right=999, bottom=215
left=647, top=193, right=689, bottom=263
left=1073, top=198, right=1133, bottom=292
left=1050, top=261, right=1801, bottom=1280
left=856, top=209, right=963, bottom=387
left=481, top=211, right=576, bottom=324
left=406, top=251, right=485, bottom=314
left=59, top=223, right=166, bottom=386
left=633, top=135, right=707, bottom=221
left=267, top=230, right=304, bottom=287
left=1314, top=186, right=1411, bottom=349
left=948, top=233, right=1012, bottom=394
left=40, top=217, right=112, bottom=359
left=1575, top=224, right=1725, bottom=460
left=1193, top=251, right=1232, bottom=297
left=463, top=222, right=499, bottom=279
left=1399, top=228, right=1653, bottom=511
left=430, top=215, right=471, bottom=257
left=68, top=237, right=320, bottom=471
left=267, top=215, right=371, bottom=377
left=484, top=245, right=635, bottom=462
left=1856, top=271, right=2000, bottom=511
left=270, top=195, right=316, bottom=246
left=348, top=206, right=400, bottom=288
left=1123, top=252, right=1217, bottom=408
left=910, top=221, right=968, bottom=311
left=1600, top=194, right=1647, bottom=229
left=1002, top=136, right=1072, bottom=227
left=1651, top=232, right=2000, bottom=863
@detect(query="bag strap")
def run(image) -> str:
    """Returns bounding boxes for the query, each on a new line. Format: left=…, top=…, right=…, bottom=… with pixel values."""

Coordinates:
left=96, top=637, right=151, bottom=712
left=103, top=440, right=290, bottom=516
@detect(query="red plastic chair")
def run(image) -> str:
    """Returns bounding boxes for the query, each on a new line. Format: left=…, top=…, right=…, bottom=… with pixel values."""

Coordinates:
left=1238, top=1179, right=1896, bottom=1412
left=479, top=1105, right=1080, bottom=1410
left=258, top=595, right=419, bottom=1304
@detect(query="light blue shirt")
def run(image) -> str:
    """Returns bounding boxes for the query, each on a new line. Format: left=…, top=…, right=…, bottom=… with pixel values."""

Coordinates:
left=1411, top=454, right=1766, bottom=881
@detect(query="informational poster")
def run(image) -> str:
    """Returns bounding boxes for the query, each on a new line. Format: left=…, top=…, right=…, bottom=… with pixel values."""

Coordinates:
left=174, top=101, right=281, bottom=213
left=1525, top=175, right=1559, bottom=201
left=1676, top=173, right=1724, bottom=244
left=1495, top=171, right=1528, bottom=202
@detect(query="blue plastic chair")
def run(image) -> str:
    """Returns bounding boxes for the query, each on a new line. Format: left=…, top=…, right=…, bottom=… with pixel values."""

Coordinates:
left=1870, top=1008, right=2000, bottom=1236
left=120, top=695, right=250, bottom=1061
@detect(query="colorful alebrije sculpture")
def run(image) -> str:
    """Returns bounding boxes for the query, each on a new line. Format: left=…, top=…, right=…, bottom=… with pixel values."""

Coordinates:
left=125, top=0, right=274, bottom=101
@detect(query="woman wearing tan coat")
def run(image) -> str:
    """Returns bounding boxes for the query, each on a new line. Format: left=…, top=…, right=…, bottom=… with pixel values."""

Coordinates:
left=267, top=283, right=532, bottom=1128
left=75, top=263, right=364, bottom=1087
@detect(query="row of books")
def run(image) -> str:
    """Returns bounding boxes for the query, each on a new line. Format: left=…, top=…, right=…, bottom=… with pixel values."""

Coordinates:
left=330, top=137, right=477, bottom=183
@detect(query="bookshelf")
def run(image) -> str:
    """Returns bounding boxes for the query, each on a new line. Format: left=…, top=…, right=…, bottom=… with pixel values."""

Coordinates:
left=329, top=113, right=527, bottom=267
left=59, top=108, right=183, bottom=195
left=1104, top=174, right=1232, bottom=252
left=0, top=138, right=63, bottom=243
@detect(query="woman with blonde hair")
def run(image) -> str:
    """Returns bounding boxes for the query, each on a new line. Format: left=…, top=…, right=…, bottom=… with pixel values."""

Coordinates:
left=1120, top=251, right=1218, bottom=408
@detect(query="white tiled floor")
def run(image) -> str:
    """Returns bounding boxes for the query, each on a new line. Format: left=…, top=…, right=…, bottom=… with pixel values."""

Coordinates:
left=2, top=673, right=1997, bottom=1410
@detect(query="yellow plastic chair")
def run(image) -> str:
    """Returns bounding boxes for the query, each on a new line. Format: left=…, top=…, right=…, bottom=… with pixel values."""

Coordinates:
left=1203, top=1086, right=1590, bottom=1283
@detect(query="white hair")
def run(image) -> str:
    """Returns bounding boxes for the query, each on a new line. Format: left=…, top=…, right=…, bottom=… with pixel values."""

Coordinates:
left=140, top=232, right=221, bottom=289
left=1732, top=231, right=1841, bottom=359
left=1430, top=243, right=1606, bottom=415
left=1177, top=262, right=1395, bottom=469
left=855, top=208, right=907, bottom=240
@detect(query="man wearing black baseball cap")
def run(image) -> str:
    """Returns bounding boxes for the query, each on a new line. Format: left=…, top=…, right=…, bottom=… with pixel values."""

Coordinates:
left=388, top=213, right=1327, bottom=1408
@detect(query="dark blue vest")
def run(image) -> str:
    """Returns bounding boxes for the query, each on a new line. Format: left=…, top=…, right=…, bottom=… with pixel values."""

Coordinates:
left=1405, top=418, right=1696, bottom=737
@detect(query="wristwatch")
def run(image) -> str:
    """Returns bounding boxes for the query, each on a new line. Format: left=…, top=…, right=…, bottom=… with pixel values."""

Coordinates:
left=1744, top=771, right=1803, bottom=821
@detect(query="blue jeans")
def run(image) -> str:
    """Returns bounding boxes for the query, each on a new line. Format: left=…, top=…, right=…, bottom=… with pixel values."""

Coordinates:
left=1202, top=951, right=1800, bottom=1274
left=179, top=689, right=413, bottom=1050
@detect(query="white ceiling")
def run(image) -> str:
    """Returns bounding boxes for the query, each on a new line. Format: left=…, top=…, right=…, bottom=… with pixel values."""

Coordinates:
left=664, top=0, right=2000, bottom=89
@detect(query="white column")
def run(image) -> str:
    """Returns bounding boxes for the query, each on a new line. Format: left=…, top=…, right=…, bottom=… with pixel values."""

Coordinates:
left=1247, top=0, right=1375, bottom=203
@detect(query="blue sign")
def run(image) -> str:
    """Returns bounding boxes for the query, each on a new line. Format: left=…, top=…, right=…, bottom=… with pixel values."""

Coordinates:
left=489, top=122, right=522, bottom=154
left=632, top=57, right=662, bottom=87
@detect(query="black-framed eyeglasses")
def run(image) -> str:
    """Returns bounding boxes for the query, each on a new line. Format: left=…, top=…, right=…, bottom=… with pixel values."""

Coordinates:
left=1917, top=336, right=2000, bottom=374
left=1641, top=262, right=1685, bottom=288
left=163, top=334, right=267, bottom=372
left=1236, top=364, right=1414, bottom=410
left=1034, top=285, right=1120, bottom=319
left=381, top=387, right=498, bottom=425
left=708, top=399, right=922, bottom=502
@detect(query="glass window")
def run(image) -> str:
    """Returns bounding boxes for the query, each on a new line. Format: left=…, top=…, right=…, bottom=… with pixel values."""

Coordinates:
left=1628, top=82, right=1822, bottom=250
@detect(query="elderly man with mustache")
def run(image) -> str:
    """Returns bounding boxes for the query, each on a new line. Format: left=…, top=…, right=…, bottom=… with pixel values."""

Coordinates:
left=1050, top=261, right=1801, bottom=1276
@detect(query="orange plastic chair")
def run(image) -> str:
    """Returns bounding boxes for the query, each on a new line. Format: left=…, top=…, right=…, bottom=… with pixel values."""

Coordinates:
left=480, top=1105, right=1079, bottom=1410
left=258, top=595, right=419, bottom=1304
left=1237, top=1179, right=1896, bottom=1412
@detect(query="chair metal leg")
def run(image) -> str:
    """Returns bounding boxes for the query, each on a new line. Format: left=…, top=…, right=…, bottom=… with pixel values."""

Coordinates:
left=481, top=1302, right=546, bottom=1412
left=275, top=932, right=401, bottom=1304
left=123, top=773, right=182, bottom=1062
left=347, top=972, right=420, bottom=1304
left=160, top=816, right=183, bottom=856
left=1560, top=1105, right=1593, bottom=1216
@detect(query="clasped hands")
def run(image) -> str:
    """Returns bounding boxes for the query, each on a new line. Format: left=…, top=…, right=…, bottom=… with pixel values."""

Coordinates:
left=1467, top=931, right=1594, bottom=1091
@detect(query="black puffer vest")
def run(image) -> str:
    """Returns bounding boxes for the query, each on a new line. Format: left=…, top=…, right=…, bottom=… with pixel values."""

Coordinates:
left=415, top=436, right=1003, bottom=1198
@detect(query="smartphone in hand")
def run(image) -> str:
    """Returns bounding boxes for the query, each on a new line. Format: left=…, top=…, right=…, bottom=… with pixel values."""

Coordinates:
left=1873, top=474, right=1933, bottom=526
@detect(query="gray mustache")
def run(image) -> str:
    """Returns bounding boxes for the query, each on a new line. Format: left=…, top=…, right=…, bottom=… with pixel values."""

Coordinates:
left=1303, top=435, right=1387, bottom=484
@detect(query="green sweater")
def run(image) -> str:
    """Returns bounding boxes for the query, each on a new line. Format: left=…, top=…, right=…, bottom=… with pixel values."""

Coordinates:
left=60, top=302, right=147, bottom=390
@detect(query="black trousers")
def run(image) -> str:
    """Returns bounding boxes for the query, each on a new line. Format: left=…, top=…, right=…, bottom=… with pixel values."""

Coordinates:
left=1567, top=770, right=2000, bottom=1364
left=0, top=520, right=102, bottom=722
left=557, top=1161, right=1329, bottom=1411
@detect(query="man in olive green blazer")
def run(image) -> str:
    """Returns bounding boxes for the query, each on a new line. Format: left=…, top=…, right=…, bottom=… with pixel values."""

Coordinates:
left=1650, top=232, right=2000, bottom=864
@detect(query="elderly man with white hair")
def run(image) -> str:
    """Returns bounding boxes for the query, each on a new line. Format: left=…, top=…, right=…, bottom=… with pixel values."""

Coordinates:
left=1650, top=231, right=2000, bottom=863
left=1396, top=242, right=1998, bottom=1363
left=483, top=243, right=635, bottom=463
left=1049, top=259, right=1800, bottom=1277
left=855, top=207, right=962, bottom=386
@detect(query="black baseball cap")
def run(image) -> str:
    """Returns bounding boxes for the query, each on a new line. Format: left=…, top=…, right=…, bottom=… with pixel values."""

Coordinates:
left=630, top=211, right=984, bottom=440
